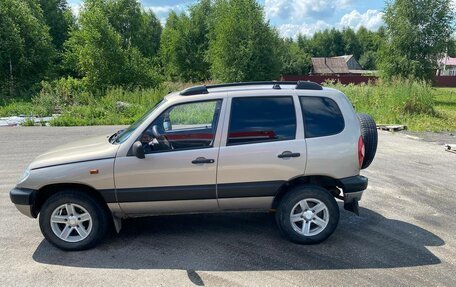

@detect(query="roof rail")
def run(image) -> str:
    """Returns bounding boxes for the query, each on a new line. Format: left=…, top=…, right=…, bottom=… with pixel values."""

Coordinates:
left=179, top=81, right=322, bottom=96
left=295, top=80, right=323, bottom=90
left=179, top=85, right=209, bottom=96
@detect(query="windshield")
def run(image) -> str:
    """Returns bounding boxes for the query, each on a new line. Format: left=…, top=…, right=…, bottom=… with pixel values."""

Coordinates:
left=112, top=99, right=167, bottom=144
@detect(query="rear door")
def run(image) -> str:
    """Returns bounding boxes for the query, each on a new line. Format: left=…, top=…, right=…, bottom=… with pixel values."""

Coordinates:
left=216, top=93, right=307, bottom=210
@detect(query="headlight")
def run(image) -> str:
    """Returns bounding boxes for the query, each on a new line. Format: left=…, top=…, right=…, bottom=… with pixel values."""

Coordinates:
left=18, top=168, right=30, bottom=184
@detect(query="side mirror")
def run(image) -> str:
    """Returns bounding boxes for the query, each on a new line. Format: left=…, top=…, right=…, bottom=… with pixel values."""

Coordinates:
left=132, top=141, right=145, bottom=159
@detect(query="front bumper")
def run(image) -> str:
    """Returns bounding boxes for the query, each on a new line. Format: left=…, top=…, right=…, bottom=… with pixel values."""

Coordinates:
left=339, top=176, right=368, bottom=215
left=10, top=187, right=37, bottom=218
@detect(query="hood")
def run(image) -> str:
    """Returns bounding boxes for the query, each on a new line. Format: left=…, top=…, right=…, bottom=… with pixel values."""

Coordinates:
left=29, top=135, right=120, bottom=170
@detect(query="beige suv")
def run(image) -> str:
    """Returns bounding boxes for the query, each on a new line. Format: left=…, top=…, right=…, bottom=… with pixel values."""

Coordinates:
left=10, top=81, right=377, bottom=251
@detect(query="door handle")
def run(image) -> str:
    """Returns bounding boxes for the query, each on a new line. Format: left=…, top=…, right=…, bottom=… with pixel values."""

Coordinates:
left=192, top=157, right=215, bottom=164
left=278, top=151, right=301, bottom=159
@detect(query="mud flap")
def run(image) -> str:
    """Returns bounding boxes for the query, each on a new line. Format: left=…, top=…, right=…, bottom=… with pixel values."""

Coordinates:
left=344, top=199, right=359, bottom=215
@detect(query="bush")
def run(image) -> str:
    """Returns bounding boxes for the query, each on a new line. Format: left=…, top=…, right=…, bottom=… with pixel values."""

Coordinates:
left=0, top=101, right=37, bottom=116
left=328, top=79, right=435, bottom=118
left=50, top=85, right=170, bottom=126
left=32, top=77, right=91, bottom=116
left=325, top=79, right=443, bottom=130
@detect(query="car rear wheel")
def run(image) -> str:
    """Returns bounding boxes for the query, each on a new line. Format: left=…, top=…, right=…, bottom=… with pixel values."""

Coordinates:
left=276, top=186, right=339, bottom=244
left=39, top=191, right=109, bottom=251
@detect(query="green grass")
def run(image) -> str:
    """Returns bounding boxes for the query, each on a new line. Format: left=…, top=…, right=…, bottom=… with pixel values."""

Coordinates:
left=50, top=87, right=166, bottom=126
left=1, top=79, right=455, bottom=132
left=329, top=81, right=456, bottom=132
left=0, top=82, right=180, bottom=126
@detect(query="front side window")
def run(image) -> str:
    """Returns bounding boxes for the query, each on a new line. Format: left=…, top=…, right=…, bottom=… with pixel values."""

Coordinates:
left=228, top=96, right=296, bottom=145
left=300, top=96, right=345, bottom=138
left=140, top=100, right=222, bottom=153
left=113, top=99, right=167, bottom=144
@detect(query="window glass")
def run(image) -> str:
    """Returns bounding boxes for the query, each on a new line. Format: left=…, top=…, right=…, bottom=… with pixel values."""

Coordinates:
left=140, top=100, right=222, bottom=153
left=113, top=99, right=167, bottom=144
left=228, top=97, right=296, bottom=145
left=300, top=96, right=345, bottom=138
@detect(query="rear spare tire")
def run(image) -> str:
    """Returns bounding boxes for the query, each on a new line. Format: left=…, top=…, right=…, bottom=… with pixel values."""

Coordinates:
left=357, top=113, right=378, bottom=169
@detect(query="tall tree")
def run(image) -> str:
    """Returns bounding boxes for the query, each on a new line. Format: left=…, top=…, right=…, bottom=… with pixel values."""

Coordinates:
left=447, top=37, right=456, bottom=57
left=159, top=11, right=185, bottom=80
left=64, top=0, right=161, bottom=91
left=37, top=0, right=75, bottom=51
left=379, top=0, right=455, bottom=80
left=359, top=50, right=377, bottom=70
left=105, top=0, right=161, bottom=58
left=0, top=0, right=54, bottom=97
left=280, top=38, right=311, bottom=76
left=342, top=28, right=361, bottom=59
left=309, top=29, right=346, bottom=57
left=208, top=0, right=281, bottom=82
left=159, top=0, right=212, bottom=82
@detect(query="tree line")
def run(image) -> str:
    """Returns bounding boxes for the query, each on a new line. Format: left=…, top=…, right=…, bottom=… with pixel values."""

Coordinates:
left=1, top=0, right=455, bottom=99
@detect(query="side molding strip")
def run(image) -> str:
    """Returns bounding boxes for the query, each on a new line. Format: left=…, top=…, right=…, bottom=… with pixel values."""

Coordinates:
left=100, top=181, right=285, bottom=203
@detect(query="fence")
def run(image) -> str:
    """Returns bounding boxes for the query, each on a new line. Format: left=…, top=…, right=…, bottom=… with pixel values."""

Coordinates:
left=435, top=76, right=456, bottom=87
left=282, top=75, right=378, bottom=85
left=282, top=75, right=456, bottom=87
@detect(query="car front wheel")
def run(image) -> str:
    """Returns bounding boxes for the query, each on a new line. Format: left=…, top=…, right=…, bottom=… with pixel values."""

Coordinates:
left=39, top=191, right=109, bottom=251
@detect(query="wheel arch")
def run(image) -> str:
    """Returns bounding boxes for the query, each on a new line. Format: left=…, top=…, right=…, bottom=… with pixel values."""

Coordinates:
left=34, top=183, right=111, bottom=217
left=272, top=175, right=341, bottom=209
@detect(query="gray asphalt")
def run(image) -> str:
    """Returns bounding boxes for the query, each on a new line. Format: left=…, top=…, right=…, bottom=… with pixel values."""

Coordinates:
left=0, top=126, right=455, bottom=286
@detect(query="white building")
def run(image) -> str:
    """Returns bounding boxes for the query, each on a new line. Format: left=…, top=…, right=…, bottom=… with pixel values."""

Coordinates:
left=438, top=56, right=456, bottom=76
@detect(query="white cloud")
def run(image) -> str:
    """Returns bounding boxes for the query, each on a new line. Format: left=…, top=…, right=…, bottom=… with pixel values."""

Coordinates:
left=274, top=8, right=385, bottom=38
left=145, top=4, right=189, bottom=25
left=277, top=21, right=332, bottom=38
left=146, top=4, right=187, bottom=15
left=265, top=0, right=353, bottom=21
left=339, top=9, right=384, bottom=31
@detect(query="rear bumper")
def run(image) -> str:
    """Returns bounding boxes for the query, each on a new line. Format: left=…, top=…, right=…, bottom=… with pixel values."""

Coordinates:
left=339, top=175, right=368, bottom=194
left=10, top=187, right=37, bottom=218
left=342, top=175, right=367, bottom=202
left=339, top=176, right=368, bottom=215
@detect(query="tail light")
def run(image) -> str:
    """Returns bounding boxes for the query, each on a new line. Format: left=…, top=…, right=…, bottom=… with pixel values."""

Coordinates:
left=358, top=136, right=365, bottom=169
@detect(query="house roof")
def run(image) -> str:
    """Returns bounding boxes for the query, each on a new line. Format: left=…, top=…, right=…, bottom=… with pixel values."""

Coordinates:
left=440, top=56, right=456, bottom=66
left=332, top=55, right=354, bottom=63
left=311, top=57, right=350, bottom=74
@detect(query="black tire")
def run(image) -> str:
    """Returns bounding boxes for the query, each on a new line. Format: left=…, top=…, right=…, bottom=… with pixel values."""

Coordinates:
left=39, top=191, right=109, bottom=251
left=275, top=185, right=339, bottom=244
left=357, top=113, right=378, bottom=169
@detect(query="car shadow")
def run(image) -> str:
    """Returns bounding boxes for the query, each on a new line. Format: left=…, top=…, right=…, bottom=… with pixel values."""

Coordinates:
left=32, top=206, right=443, bottom=271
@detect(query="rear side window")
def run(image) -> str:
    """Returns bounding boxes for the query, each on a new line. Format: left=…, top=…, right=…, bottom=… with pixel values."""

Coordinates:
left=228, top=97, right=296, bottom=145
left=300, top=96, right=345, bottom=138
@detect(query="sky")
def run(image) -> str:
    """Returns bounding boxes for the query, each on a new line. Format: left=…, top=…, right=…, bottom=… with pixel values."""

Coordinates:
left=68, top=0, right=388, bottom=38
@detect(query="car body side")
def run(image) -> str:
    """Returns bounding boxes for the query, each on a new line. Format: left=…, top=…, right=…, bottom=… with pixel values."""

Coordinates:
left=12, top=87, right=363, bottom=222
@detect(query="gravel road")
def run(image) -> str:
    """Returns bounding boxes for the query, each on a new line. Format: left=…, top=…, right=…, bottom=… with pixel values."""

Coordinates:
left=0, top=126, right=455, bottom=286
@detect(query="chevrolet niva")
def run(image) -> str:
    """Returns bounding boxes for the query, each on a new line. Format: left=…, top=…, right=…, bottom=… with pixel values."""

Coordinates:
left=10, top=81, right=377, bottom=251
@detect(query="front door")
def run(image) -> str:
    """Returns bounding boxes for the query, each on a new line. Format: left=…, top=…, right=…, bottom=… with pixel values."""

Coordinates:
left=114, top=99, right=223, bottom=215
